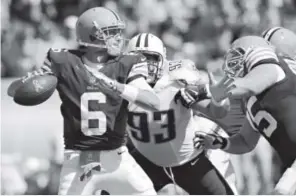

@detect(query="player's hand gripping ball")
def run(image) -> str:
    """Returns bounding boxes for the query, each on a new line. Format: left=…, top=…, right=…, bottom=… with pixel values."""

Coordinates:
left=13, top=73, right=57, bottom=106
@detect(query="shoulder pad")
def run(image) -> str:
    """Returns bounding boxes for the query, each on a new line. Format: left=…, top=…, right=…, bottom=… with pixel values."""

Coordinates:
left=48, top=48, right=83, bottom=64
left=168, top=59, right=201, bottom=85
left=47, top=48, right=69, bottom=63
left=245, top=47, right=279, bottom=71
left=168, top=59, right=196, bottom=72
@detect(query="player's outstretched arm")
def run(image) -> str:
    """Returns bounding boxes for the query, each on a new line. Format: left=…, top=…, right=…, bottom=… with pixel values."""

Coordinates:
left=192, top=73, right=231, bottom=119
left=93, top=72, right=160, bottom=111
left=178, top=73, right=230, bottom=119
left=194, top=118, right=260, bottom=154
left=273, top=159, right=296, bottom=194
left=115, top=77, right=160, bottom=110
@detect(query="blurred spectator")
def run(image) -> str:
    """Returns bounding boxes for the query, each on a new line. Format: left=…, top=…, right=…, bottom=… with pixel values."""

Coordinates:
left=1, top=154, right=27, bottom=195
left=1, top=0, right=295, bottom=194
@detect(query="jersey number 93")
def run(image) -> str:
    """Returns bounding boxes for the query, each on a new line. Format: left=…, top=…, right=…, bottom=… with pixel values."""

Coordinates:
left=128, top=109, right=176, bottom=144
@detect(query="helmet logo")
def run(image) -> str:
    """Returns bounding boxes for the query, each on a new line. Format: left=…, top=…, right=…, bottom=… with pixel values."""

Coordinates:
left=90, top=27, right=102, bottom=42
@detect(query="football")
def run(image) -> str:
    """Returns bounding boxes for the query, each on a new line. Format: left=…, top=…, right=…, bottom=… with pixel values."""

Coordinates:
left=13, top=75, right=58, bottom=106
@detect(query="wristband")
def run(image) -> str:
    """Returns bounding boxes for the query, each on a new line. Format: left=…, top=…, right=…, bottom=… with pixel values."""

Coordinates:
left=221, top=137, right=230, bottom=150
left=120, top=85, right=139, bottom=103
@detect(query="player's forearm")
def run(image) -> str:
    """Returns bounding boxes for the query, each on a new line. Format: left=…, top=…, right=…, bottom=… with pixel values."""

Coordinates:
left=208, top=98, right=230, bottom=119
left=230, top=64, right=280, bottom=98
left=115, top=82, right=160, bottom=111
left=274, top=159, right=296, bottom=194
left=228, top=84, right=254, bottom=99
left=192, top=98, right=230, bottom=119
left=222, top=133, right=256, bottom=154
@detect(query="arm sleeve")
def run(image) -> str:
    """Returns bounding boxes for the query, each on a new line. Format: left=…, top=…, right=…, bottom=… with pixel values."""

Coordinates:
left=245, top=47, right=280, bottom=71
left=40, top=49, right=61, bottom=77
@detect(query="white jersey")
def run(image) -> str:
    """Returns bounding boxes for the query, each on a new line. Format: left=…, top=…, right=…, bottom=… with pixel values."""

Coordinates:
left=127, top=60, right=212, bottom=167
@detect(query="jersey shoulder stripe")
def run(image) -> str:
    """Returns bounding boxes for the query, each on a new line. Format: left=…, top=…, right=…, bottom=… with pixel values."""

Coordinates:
left=245, top=47, right=279, bottom=71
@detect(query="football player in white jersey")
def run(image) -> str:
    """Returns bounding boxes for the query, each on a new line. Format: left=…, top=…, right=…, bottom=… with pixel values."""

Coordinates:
left=194, top=35, right=296, bottom=194
left=125, top=33, right=234, bottom=194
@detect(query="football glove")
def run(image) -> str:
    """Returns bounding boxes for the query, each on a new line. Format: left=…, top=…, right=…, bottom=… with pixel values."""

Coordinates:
left=91, top=71, right=118, bottom=91
left=80, top=162, right=101, bottom=181
left=208, top=73, right=235, bottom=102
left=174, top=84, right=209, bottom=109
left=194, top=131, right=228, bottom=150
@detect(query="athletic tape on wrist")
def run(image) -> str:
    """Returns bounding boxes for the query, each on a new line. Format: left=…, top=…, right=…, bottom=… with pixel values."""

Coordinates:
left=120, top=85, right=139, bottom=103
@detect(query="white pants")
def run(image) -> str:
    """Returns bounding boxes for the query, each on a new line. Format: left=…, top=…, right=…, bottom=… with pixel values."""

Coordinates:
left=207, top=149, right=238, bottom=195
left=58, top=146, right=156, bottom=195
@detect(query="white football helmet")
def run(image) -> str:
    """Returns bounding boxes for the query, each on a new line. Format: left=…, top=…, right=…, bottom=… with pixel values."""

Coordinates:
left=126, top=33, right=166, bottom=83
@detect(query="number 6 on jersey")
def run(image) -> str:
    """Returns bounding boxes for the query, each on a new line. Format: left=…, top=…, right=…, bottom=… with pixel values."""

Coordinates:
left=80, top=92, right=107, bottom=136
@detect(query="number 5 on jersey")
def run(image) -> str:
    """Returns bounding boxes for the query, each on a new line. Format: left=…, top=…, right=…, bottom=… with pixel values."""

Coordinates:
left=80, top=92, right=107, bottom=136
left=246, top=96, right=277, bottom=137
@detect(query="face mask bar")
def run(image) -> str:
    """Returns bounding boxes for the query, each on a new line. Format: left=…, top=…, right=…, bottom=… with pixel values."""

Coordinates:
left=141, top=51, right=163, bottom=82
left=223, top=47, right=246, bottom=77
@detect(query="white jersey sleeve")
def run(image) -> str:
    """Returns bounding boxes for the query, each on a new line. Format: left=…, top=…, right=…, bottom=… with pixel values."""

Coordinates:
left=168, top=59, right=201, bottom=85
left=127, top=55, right=148, bottom=83
left=245, top=47, right=279, bottom=71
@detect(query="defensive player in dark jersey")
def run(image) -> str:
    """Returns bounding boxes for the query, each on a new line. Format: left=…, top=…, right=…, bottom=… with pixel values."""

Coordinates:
left=194, top=35, right=296, bottom=194
left=8, top=7, right=158, bottom=195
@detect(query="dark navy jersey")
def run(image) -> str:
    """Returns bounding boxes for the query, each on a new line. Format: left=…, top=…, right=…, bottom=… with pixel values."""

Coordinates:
left=246, top=55, right=296, bottom=168
left=43, top=48, right=148, bottom=150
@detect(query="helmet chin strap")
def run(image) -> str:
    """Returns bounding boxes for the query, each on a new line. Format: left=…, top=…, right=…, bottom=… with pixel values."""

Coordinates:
left=78, top=41, right=107, bottom=49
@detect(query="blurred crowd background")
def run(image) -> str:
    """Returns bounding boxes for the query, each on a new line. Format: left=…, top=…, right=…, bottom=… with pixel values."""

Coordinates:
left=1, top=0, right=296, bottom=194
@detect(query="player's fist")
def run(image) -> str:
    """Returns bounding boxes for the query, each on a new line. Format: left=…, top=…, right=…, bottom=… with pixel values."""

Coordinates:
left=174, top=85, right=209, bottom=109
left=174, top=88, right=199, bottom=108
left=193, top=131, right=228, bottom=150
left=92, top=71, right=118, bottom=91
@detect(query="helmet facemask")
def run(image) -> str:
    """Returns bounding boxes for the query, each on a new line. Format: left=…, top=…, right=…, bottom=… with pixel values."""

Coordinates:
left=78, top=21, right=127, bottom=56
left=141, top=51, right=163, bottom=84
left=223, top=47, right=248, bottom=78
